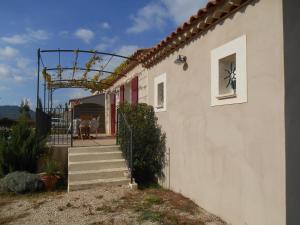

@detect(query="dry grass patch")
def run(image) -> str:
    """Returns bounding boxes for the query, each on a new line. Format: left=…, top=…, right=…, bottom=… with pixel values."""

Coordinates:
left=0, top=186, right=227, bottom=225
left=96, top=204, right=116, bottom=213
left=0, top=199, right=14, bottom=209
left=32, top=199, right=47, bottom=209
left=99, top=187, right=207, bottom=225
left=150, top=188, right=199, bottom=214
left=138, top=209, right=204, bottom=225
left=0, top=190, right=65, bottom=201
left=95, top=194, right=103, bottom=199
left=0, top=212, right=30, bottom=224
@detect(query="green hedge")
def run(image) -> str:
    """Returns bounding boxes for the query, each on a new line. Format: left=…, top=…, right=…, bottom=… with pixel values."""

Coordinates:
left=0, top=118, right=16, bottom=128
left=118, top=103, right=166, bottom=184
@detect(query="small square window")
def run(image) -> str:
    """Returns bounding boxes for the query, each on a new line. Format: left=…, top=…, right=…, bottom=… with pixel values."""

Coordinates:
left=211, top=35, right=247, bottom=106
left=217, top=53, right=236, bottom=99
left=154, top=73, right=167, bottom=112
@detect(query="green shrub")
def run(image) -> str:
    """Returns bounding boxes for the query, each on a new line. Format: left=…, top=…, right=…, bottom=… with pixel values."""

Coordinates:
left=0, top=171, right=43, bottom=194
left=118, top=103, right=166, bottom=184
left=0, top=128, right=12, bottom=141
left=0, top=114, right=46, bottom=176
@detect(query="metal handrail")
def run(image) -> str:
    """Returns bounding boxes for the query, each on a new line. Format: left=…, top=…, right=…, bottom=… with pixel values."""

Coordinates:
left=117, top=108, right=133, bottom=184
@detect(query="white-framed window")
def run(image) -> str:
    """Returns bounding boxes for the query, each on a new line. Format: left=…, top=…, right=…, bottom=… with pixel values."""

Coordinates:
left=154, top=73, right=167, bottom=112
left=211, top=35, right=247, bottom=106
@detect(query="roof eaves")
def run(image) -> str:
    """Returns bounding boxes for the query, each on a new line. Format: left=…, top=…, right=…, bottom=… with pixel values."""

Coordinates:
left=103, top=0, right=254, bottom=88
left=142, top=0, right=254, bottom=68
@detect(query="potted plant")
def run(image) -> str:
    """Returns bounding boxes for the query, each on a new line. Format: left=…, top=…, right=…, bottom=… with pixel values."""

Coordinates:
left=40, top=159, right=60, bottom=191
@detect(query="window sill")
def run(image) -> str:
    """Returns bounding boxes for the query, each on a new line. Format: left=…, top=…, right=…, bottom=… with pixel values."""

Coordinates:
left=216, top=93, right=236, bottom=100
left=155, top=105, right=166, bottom=112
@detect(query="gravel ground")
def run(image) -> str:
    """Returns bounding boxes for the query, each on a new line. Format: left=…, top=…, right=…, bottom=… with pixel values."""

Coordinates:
left=0, top=185, right=228, bottom=225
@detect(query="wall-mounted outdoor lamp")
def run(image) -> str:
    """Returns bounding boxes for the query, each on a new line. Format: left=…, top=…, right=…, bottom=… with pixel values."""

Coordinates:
left=174, top=55, right=187, bottom=65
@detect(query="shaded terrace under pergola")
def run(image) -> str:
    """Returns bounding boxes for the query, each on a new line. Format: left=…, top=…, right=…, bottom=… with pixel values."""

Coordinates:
left=35, top=48, right=139, bottom=146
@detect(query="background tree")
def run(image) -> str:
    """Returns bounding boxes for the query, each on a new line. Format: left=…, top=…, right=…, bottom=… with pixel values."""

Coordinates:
left=20, top=99, right=31, bottom=120
left=64, top=103, right=69, bottom=112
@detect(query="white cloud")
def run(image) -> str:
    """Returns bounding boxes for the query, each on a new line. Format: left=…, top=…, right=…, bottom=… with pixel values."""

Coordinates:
left=0, top=29, right=51, bottom=45
left=0, top=64, right=25, bottom=83
left=117, top=45, right=139, bottom=57
left=74, top=28, right=94, bottom=44
left=0, top=64, right=11, bottom=78
left=0, top=46, right=19, bottom=59
left=100, top=45, right=139, bottom=74
left=127, top=0, right=207, bottom=33
left=161, top=0, right=207, bottom=24
left=26, top=28, right=50, bottom=40
left=95, top=36, right=118, bottom=51
left=0, top=56, right=34, bottom=84
left=16, top=57, right=31, bottom=70
left=59, top=30, right=69, bottom=37
left=127, top=2, right=168, bottom=33
left=1, top=35, right=27, bottom=44
left=100, top=22, right=110, bottom=29
left=13, top=75, right=24, bottom=83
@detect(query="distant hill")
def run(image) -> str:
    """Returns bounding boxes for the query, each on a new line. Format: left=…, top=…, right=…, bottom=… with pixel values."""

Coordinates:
left=0, top=105, right=35, bottom=121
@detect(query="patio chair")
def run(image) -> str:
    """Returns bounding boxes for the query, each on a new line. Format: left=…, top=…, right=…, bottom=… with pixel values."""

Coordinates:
left=90, top=116, right=100, bottom=138
left=79, top=115, right=92, bottom=140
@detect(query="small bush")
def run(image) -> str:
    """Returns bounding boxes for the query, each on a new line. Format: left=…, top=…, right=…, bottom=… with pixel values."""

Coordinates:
left=0, top=114, right=46, bottom=176
left=118, top=103, right=166, bottom=184
left=42, top=159, right=61, bottom=175
left=0, top=128, right=12, bottom=141
left=0, top=171, right=43, bottom=194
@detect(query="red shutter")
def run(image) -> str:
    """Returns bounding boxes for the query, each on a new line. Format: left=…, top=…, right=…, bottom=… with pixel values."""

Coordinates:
left=120, top=85, right=125, bottom=104
left=131, top=77, right=138, bottom=105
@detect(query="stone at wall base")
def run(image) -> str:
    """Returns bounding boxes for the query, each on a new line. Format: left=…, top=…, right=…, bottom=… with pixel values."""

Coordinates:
left=129, top=181, right=138, bottom=190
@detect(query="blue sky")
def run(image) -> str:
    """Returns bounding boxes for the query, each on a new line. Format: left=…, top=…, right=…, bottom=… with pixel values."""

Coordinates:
left=0, top=0, right=206, bottom=109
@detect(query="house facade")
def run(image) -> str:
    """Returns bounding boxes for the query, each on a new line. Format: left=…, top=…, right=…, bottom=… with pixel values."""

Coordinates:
left=103, top=0, right=300, bottom=224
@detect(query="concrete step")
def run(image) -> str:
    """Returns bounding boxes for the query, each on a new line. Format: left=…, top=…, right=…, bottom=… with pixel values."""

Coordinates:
left=67, top=144, right=130, bottom=192
left=68, top=177, right=130, bottom=191
left=69, top=167, right=128, bottom=182
left=69, top=151, right=123, bottom=162
left=68, top=145, right=120, bottom=154
left=69, top=159, right=127, bottom=171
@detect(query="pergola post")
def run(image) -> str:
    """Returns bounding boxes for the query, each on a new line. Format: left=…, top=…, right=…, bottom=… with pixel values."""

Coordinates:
left=36, top=48, right=41, bottom=110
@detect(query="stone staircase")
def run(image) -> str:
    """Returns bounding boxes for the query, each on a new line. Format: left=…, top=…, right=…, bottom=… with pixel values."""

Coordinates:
left=68, top=145, right=130, bottom=191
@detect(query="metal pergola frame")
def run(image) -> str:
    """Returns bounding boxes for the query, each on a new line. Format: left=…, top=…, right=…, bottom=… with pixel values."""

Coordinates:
left=36, top=48, right=136, bottom=111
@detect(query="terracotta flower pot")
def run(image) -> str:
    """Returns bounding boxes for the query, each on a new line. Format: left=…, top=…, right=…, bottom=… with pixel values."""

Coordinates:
left=40, top=174, right=59, bottom=191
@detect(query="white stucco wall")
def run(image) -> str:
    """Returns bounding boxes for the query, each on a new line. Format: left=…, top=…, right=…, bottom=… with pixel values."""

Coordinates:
left=145, top=1, right=285, bottom=225
left=105, top=1, right=286, bottom=224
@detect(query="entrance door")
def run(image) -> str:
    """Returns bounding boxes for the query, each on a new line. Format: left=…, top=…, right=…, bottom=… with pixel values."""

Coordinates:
left=110, top=94, right=116, bottom=135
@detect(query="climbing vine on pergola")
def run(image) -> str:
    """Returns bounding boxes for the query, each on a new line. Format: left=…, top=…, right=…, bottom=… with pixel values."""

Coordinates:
left=36, top=49, right=136, bottom=109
